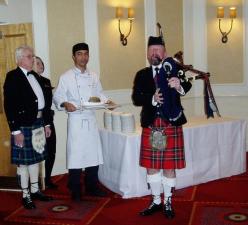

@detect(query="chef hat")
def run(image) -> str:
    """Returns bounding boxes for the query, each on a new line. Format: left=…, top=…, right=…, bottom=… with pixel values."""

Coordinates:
left=72, top=42, right=89, bottom=55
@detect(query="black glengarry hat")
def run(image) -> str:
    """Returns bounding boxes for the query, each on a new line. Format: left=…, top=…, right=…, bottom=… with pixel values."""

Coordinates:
left=72, top=42, right=89, bottom=55
left=147, top=36, right=164, bottom=47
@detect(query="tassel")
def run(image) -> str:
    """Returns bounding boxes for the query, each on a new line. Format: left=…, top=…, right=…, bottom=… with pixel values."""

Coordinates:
left=156, top=23, right=165, bottom=45
left=204, top=80, right=214, bottom=118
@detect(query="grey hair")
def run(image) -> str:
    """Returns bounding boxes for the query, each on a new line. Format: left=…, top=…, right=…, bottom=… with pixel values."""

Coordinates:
left=15, top=45, right=34, bottom=64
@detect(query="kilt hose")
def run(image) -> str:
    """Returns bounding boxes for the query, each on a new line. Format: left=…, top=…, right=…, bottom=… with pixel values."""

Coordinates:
left=140, top=117, right=185, bottom=169
left=11, top=118, right=47, bottom=165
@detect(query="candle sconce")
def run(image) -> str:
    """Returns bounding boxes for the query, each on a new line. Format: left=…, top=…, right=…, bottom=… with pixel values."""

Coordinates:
left=217, top=6, right=237, bottom=43
left=116, top=7, right=135, bottom=46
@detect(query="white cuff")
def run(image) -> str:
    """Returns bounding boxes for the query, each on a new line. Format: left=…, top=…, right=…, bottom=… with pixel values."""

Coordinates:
left=152, top=95, right=158, bottom=106
left=12, top=130, right=21, bottom=135
left=177, top=86, right=185, bottom=95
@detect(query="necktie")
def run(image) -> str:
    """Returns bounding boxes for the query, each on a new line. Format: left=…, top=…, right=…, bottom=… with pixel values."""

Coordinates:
left=154, top=67, right=161, bottom=113
left=154, top=67, right=159, bottom=88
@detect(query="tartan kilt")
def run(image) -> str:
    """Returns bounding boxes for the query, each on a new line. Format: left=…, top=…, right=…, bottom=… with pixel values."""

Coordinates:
left=140, top=117, right=185, bottom=169
left=11, top=118, right=47, bottom=165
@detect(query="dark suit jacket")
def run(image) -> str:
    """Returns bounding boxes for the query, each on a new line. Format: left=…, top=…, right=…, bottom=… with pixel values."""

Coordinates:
left=131, top=66, right=192, bottom=128
left=3, top=67, right=51, bottom=132
left=39, top=75, right=54, bottom=123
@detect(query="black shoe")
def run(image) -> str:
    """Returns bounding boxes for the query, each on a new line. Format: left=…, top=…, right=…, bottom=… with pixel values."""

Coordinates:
left=45, top=181, right=58, bottom=189
left=71, top=191, right=82, bottom=202
left=86, top=188, right=107, bottom=197
left=164, top=197, right=175, bottom=219
left=139, top=202, right=163, bottom=216
left=31, top=191, right=53, bottom=201
left=22, top=196, right=36, bottom=209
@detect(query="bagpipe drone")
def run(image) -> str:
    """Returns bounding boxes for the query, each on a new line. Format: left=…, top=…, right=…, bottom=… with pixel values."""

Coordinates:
left=157, top=23, right=221, bottom=118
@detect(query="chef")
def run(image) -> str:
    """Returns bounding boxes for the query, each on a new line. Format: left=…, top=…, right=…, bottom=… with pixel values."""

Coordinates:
left=53, top=42, right=111, bottom=201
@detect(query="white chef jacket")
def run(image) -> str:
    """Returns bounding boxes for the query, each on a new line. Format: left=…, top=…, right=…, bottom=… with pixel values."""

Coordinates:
left=53, top=67, right=108, bottom=169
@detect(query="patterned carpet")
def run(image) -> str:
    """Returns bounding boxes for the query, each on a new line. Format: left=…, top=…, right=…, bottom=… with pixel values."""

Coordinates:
left=4, top=195, right=110, bottom=225
left=190, top=202, right=248, bottom=225
left=0, top=154, right=247, bottom=225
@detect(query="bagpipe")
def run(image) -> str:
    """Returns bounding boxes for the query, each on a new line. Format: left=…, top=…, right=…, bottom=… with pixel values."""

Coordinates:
left=160, top=51, right=221, bottom=118
left=157, top=23, right=220, bottom=118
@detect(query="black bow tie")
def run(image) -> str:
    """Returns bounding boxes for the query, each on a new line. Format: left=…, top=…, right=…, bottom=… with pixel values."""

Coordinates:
left=27, top=71, right=34, bottom=76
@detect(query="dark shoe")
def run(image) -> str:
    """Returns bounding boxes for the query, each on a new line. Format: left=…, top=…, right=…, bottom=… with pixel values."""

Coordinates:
left=22, top=196, right=36, bottom=209
left=45, top=181, right=58, bottom=189
left=71, top=191, right=82, bottom=202
left=71, top=197, right=81, bottom=202
left=164, top=197, right=175, bottom=219
left=86, top=188, right=107, bottom=197
left=31, top=191, right=53, bottom=201
left=139, top=202, right=163, bottom=216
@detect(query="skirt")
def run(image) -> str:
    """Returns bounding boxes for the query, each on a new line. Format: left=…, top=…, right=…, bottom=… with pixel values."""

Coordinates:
left=140, top=117, right=185, bottom=169
left=11, top=118, right=47, bottom=165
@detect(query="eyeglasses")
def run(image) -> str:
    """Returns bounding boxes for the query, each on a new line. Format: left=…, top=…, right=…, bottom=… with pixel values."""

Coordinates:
left=22, top=55, right=35, bottom=59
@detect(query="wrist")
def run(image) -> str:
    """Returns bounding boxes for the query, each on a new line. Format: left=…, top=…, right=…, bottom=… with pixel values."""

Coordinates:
left=60, top=102, right=65, bottom=107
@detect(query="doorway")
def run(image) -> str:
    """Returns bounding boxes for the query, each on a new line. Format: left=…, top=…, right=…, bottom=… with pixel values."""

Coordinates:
left=0, top=23, right=33, bottom=177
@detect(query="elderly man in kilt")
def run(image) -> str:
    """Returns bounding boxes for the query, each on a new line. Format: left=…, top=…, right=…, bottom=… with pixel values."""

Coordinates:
left=132, top=36, right=192, bottom=219
left=3, top=45, right=53, bottom=209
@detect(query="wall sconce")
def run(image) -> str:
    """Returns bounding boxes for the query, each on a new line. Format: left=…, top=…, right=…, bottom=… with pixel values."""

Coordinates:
left=217, top=6, right=237, bottom=43
left=116, top=7, right=135, bottom=46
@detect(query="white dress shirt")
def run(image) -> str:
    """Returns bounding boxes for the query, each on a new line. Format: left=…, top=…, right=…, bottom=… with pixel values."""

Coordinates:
left=12, top=67, right=45, bottom=135
left=20, top=67, right=45, bottom=110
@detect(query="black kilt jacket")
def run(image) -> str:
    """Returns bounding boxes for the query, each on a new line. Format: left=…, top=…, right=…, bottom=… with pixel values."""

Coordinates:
left=131, top=67, right=192, bottom=128
left=3, top=67, right=51, bottom=132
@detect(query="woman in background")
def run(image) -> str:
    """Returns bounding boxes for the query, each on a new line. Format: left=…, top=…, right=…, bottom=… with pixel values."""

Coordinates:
left=34, top=56, right=58, bottom=189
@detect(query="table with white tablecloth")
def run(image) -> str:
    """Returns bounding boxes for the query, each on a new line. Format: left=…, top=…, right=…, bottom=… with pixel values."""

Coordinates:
left=98, top=117, right=247, bottom=198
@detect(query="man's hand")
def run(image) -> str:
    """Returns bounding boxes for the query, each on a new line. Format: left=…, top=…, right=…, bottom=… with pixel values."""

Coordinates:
left=14, top=133, right=24, bottom=148
left=168, top=77, right=181, bottom=91
left=63, top=102, right=77, bottom=112
left=105, top=99, right=115, bottom=105
left=154, top=88, right=164, bottom=104
left=45, top=126, right=51, bottom=138
left=105, top=99, right=116, bottom=110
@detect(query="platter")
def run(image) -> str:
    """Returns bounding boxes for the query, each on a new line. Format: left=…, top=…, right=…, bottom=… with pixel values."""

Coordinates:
left=82, top=102, right=104, bottom=107
left=82, top=102, right=119, bottom=110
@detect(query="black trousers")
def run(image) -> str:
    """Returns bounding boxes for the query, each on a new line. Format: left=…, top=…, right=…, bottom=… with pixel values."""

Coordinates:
left=68, top=169, right=82, bottom=199
left=68, top=165, right=99, bottom=197
left=45, top=122, right=56, bottom=184
left=84, top=165, right=99, bottom=192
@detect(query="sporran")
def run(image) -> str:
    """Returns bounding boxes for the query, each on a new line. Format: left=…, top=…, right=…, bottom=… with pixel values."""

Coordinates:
left=32, top=127, right=46, bottom=154
left=149, top=127, right=167, bottom=151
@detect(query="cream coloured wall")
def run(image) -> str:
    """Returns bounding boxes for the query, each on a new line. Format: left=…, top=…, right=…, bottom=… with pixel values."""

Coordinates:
left=0, top=0, right=32, bottom=24
left=98, top=0, right=146, bottom=90
left=207, top=0, right=243, bottom=84
left=47, top=0, right=85, bottom=86
left=156, top=0, right=183, bottom=57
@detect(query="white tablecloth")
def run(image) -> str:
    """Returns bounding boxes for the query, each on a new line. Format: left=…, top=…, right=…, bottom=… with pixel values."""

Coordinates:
left=99, top=117, right=247, bottom=198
